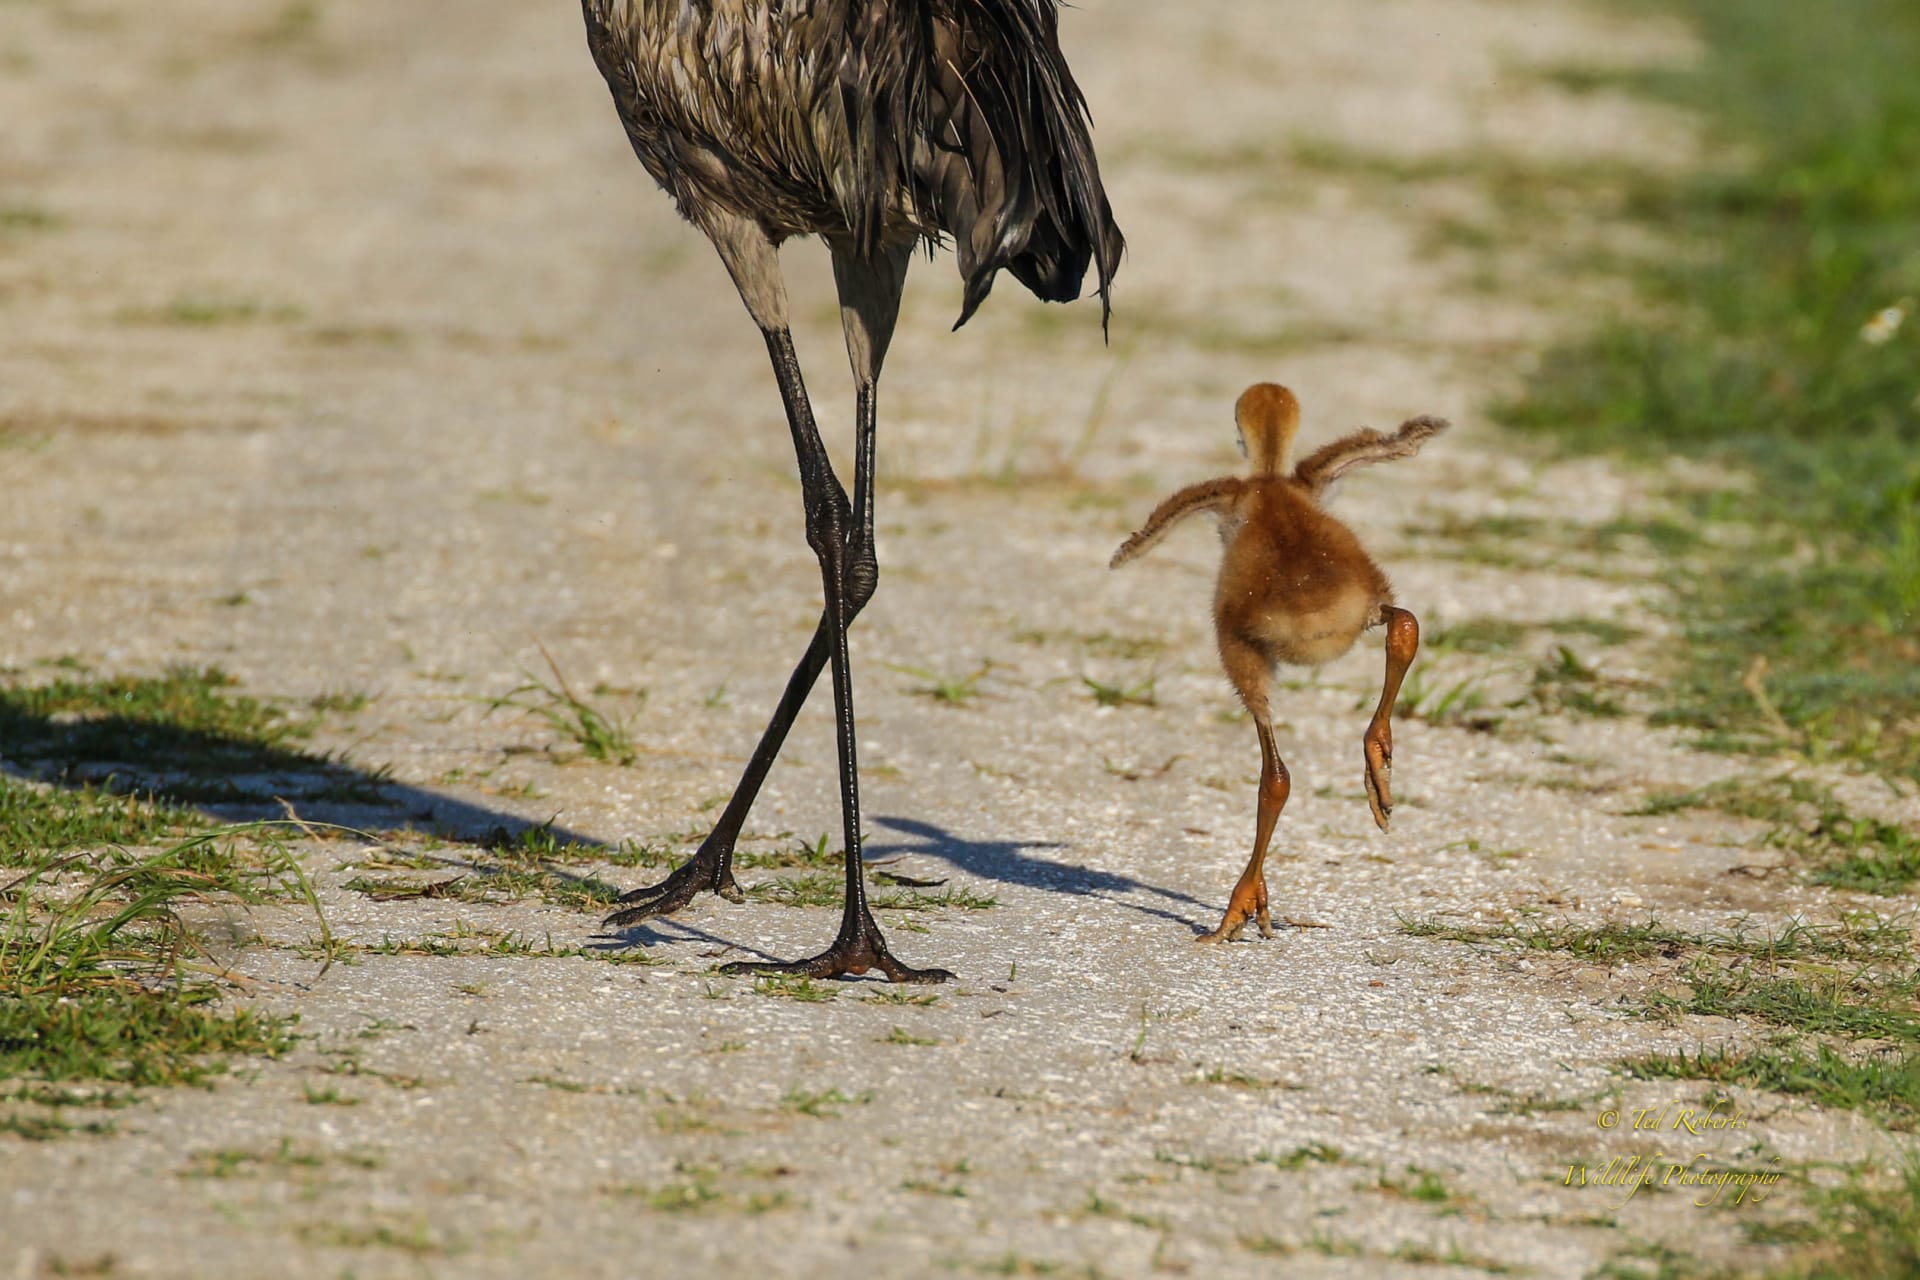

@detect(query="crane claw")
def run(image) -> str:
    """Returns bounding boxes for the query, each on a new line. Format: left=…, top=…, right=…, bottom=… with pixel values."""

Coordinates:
left=604, top=847, right=743, bottom=927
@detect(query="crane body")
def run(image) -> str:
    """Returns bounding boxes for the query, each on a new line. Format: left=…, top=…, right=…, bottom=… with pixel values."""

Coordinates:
left=579, top=0, right=1122, bottom=981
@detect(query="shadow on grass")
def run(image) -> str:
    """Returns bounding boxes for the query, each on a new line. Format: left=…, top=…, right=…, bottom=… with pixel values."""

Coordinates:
left=0, top=666, right=604, bottom=864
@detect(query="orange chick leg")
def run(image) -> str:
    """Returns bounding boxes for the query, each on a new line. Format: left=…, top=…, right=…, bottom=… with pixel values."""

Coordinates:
left=1200, top=720, right=1290, bottom=943
left=1363, top=605, right=1420, bottom=831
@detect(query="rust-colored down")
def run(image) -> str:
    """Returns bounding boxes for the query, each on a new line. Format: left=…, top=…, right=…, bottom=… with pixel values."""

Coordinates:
left=1112, top=383, right=1446, bottom=943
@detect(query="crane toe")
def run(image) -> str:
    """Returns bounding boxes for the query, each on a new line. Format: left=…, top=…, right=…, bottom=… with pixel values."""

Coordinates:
left=721, top=933, right=953, bottom=984
left=603, top=848, right=743, bottom=926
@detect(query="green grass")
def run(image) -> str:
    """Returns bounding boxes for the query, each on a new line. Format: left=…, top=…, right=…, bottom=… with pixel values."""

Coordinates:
left=1081, top=671, right=1158, bottom=709
left=1011, top=625, right=1167, bottom=660
left=1, top=829, right=322, bottom=1097
left=743, top=871, right=996, bottom=912
left=733, top=832, right=840, bottom=871
left=343, top=865, right=622, bottom=912
left=0, top=1113, right=118, bottom=1141
left=1528, top=645, right=1628, bottom=718
left=355, top=922, right=652, bottom=962
left=1075, top=631, right=1167, bottom=660
left=254, top=0, right=323, bottom=47
left=321, top=821, right=631, bottom=912
left=1494, top=0, right=1920, bottom=776
left=1777, top=1156, right=1920, bottom=1278
left=1409, top=912, right=1920, bottom=1138
left=0, top=203, right=63, bottom=232
left=117, top=295, right=305, bottom=327
left=1192, top=1065, right=1283, bottom=1090
left=0, top=780, right=203, bottom=865
left=1585, top=1238, right=1733, bottom=1280
left=1625, top=1043, right=1920, bottom=1131
left=752, top=975, right=836, bottom=1003
left=780, top=1086, right=865, bottom=1117
left=3, top=664, right=307, bottom=762
left=1644, top=966, right=1920, bottom=1044
left=484, top=648, right=640, bottom=765
left=606, top=1172, right=796, bottom=1215
left=294, top=1218, right=461, bottom=1257
left=473, top=820, right=671, bottom=871
left=888, top=660, right=993, bottom=705
left=903, top=1160, right=970, bottom=1197
left=1545, top=617, right=1644, bottom=647
left=1372, top=1164, right=1460, bottom=1206
left=1388, top=1241, right=1521, bottom=1274
left=1397, top=664, right=1496, bottom=731
left=1256, top=1143, right=1347, bottom=1171
left=1427, top=618, right=1532, bottom=655
left=637, top=1176, right=725, bottom=1213
left=178, top=1138, right=370, bottom=1179
left=1, top=989, right=296, bottom=1089
left=1399, top=914, right=1909, bottom=965
left=1628, top=775, right=1920, bottom=894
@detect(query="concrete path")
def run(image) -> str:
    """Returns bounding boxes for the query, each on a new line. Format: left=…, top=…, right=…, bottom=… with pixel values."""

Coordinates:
left=1, top=1, right=1899, bottom=1276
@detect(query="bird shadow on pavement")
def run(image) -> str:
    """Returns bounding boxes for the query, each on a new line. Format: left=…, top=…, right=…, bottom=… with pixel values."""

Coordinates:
left=0, top=671, right=1229, bottom=940
left=584, top=916, right=789, bottom=967
left=867, top=815, right=1216, bottom=932
left=588, top=816, right=1224, bottom=955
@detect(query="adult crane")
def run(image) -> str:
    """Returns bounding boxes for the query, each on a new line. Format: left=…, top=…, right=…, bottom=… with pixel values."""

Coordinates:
left=580, top=0, right=1123, bottom=982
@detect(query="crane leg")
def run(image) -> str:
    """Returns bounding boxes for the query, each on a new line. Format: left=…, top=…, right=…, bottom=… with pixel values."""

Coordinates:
left=1363, top=605, right=1419, bottom=832
left=1200, top=716, right=1289, bottom=943
left=604, top=220, right=840, bottom=927
left=604, top=621, right=830, bottom=924
left=607, top=234, right=942, bottom=981
left=602, top=361, right=896, bottom=942
left=716, top=326, right=948, bottom=982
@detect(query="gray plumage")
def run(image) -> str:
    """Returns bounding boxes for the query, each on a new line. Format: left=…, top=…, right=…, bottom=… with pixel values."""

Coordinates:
left=578, top=0, right=1121, bottom=982
left=582, top=0, right=1123, bottom=326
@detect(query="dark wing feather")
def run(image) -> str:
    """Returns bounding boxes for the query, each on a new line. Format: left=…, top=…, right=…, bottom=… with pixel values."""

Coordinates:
left=906, top=0, right=1123, bottom=329
left=584, top=0, right=1120, bottom=326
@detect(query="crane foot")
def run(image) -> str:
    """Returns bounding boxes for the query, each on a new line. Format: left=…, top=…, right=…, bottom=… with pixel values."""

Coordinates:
left=720, top=922, right=952, bottom=984
left=603, top=842, right=743, bottom=927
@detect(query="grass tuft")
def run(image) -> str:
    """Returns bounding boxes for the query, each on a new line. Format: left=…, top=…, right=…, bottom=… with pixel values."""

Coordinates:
left=888, top=660, right=993, bottom=705
left=1625, top=1043, right=1920, bottom=1130
left=484, top=646, right=640, bottom=765
left=0, top=664, right=386, bottom=815
left=1082, top=671, right=1158, bottom=709
left=1629, top=775, right=1920, bottom=894
left=1, top=828, right=324, bottom=1091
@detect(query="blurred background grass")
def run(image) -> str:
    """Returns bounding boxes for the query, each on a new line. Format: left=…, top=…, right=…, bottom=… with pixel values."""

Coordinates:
left=1505, top=0, right=1920, bottom=779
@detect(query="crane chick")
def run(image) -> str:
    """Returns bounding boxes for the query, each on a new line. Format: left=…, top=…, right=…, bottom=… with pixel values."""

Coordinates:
left=1111, top=384, right=1447, bottom=943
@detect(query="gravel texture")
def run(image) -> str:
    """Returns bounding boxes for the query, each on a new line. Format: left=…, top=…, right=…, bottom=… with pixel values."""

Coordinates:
left=1, top=1, right=1907, bottom=1277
